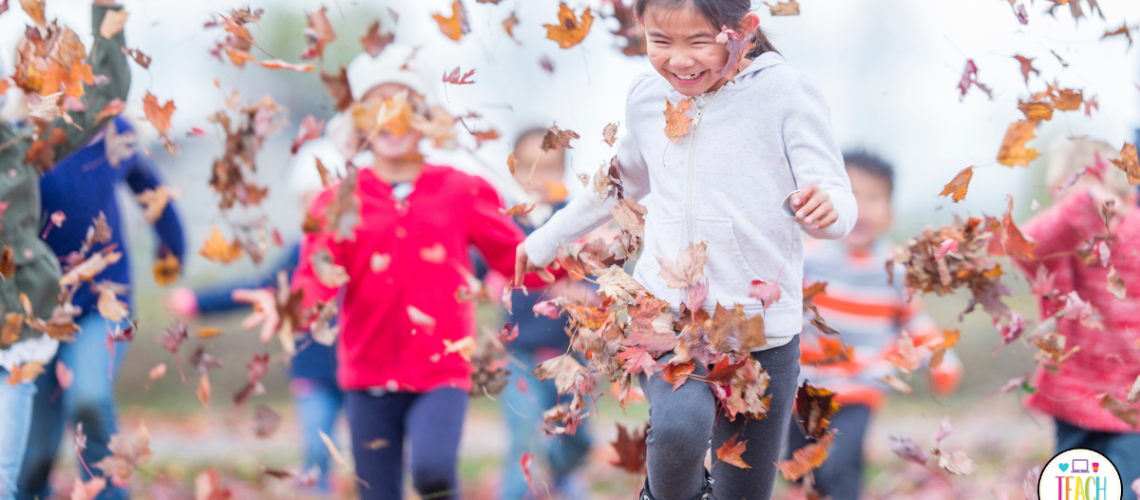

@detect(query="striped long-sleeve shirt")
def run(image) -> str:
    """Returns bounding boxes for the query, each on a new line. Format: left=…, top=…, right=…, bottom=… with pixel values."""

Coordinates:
left=799, top=239, right=963, bottom=409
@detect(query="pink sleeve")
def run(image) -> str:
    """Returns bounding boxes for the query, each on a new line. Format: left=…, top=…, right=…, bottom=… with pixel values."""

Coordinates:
left=292, top=189, right=343, bottom=311
left=1014, top=191, right=1104, bottom=277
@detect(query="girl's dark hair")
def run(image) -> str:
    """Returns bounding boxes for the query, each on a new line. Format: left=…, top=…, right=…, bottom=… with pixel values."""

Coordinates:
left=842, top=149, right=895, bottom=195
left=634, top=0, right=778, bottom=58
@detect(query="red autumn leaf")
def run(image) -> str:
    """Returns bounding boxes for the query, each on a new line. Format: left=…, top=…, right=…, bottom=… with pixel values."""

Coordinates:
left=957, top=59, right=993, bottom=99
left=716, top=434, right=751, bottom=469
left=442, top=67, right=476, bottom=85
left=749, top=261, right=785, bottom=310
left=520, top=452, right=536, bottom=493
left=616, top=346, right=660, bottom=378
left=704, top=356, right=748, bottom=384
left=658, top=361, right=695, bottom=391
left=1013, top=55, right=1039, bottom=85
left=533, top=300, right=560, bottom=319
left=609, top=423, right=648, bottom=473
left=497, top=322, right=519, bottom=342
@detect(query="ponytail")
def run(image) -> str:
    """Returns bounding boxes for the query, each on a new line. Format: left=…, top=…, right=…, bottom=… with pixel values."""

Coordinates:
left=746, top=26, right=778, bottom=58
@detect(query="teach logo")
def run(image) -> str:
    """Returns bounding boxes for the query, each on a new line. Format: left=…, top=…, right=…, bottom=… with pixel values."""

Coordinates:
left=1038, top=448, right=1123, bottom=500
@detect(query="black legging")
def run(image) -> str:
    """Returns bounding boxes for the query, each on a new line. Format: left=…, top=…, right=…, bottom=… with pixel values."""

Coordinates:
left=345, top=388, right=468, bottom=500
left=785, top=402, right=872, bottom=500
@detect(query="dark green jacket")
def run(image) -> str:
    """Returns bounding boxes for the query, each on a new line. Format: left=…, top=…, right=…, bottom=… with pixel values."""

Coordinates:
left=0, top=4, right=130, bottom=349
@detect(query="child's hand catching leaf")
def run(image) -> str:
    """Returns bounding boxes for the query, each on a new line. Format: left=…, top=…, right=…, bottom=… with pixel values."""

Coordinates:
left=232, top=289, right=280, bottom=343
left=514, top=244, right=556, bottom=287
left=792, top=183, right=838, bottom=231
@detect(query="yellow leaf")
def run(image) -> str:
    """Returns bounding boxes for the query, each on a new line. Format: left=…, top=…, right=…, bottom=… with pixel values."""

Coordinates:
left=543, top=3, right=593, bottom=49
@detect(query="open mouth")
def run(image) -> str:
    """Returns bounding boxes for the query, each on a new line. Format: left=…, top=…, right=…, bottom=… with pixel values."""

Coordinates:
left=671, top=70, right=707, bottom=84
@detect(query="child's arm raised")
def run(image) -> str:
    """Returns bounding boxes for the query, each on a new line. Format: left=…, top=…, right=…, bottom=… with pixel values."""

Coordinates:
left=779, top=74, right=857, bottom=240
left=517, top=118, right=651, bottom=285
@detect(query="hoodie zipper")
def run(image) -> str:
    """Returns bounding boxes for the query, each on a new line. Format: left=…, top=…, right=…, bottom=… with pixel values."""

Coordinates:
left=685, top=88, right=722, bottom=244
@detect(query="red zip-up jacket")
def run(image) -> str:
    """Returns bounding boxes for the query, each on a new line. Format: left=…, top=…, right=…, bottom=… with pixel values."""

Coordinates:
left=292, top=164, right=525, bottom=392
left=1014, top=191, right=1140, bottom=433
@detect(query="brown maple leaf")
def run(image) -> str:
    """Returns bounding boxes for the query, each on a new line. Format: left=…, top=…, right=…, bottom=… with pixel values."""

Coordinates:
left=1013, top=55, right=1039, bottom=85
left=143, top=92, right=175, bottom=133
left=656, top=242, right=707, bottom=289
left=765, top=0, right=800, bottom=16
left=198, top=227, right=243, bottom=264
left=361, top=20, right=394, bottom=58
left=716, top=434, right=751, bottom=469
left=664, top=97, right=693, bottom=143
left=602, top=122, right=618, bottom=147
left=795, top=381, right=841, bottom=439
left=939, top=166, right=974, bottom=203
left=609, top=423, right=648, bottom=473
left=503, top=11, right=520, bottom=42
left=541, top=124, right=579, bottom=152
left=1102, top=23, right=1134, bottom=48
left=544, top=3, right=593, bottom=49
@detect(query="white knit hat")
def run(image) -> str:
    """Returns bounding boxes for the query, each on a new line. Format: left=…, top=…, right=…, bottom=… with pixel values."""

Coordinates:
left=346, top=44, right=439, bottom=107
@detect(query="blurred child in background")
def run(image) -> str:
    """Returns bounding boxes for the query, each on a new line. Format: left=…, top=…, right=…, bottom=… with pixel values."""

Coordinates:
left=169, top=133, right=356, bottom=494
left=491, top=129, right=591, bottom=500
left=285, top=45, right=545, bottom=500
left=14, top=4, right=186, bottom=500
left=1013, top=138, right=1140, bottom=500
left=788, top=150, right=963, bottom=500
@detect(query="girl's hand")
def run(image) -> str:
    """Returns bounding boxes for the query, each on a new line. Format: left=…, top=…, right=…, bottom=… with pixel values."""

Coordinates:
left=231, top=289, right=280, bottom=343
left=514, top=243, right=555, bottom=287
left=792, top=183, right=837, bottom=231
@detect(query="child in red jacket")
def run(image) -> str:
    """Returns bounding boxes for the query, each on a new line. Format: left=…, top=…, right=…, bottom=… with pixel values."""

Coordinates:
left=1014, top=138, right=1140, bottom=500
left=289, top=45, right=527, bottom=500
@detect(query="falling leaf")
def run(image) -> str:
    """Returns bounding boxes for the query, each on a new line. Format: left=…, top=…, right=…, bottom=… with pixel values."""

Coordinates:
left=1000, top=195, right=1037, bottom=261
left=1018, top=99, right=1055, bottom=121
left=407, top=305, right=436, bottom=328
left=997, top=120, right=1040, bottom=167
left=503, top=11, right=520, bottom=42
left=610, top=199, right=647, bottom=239
left=0, top=245, right=13, bottom=278
left=20, top=0, right=45, bottom=26
left=541, top=124, right=579, bottom=152
left=197, top=373, right=212, bottom=407
left=609, top=423, right=648, bottom=473
left=539, top=55, right=555, bottom=73
left=97, top=288, right=129, bottom=323
left=957, top=59, right=993, bottom=99
left=136, top=186, right=171, bottom=224
left=420, top=243, right=447, bottom=264
left=146, top=363, right=166, bottom=389
left=716, top=434, right=751, bottom=468
left=93, top=424, right=152, bottom=485
left=99, top=8, right=129, bottom=39
left=370, top=252, right=391, bottom=273
left=880, top=374, right=912, bottom=393
left=1103, top=23, right=1134, bottom=47
left=321, top=67, right=353, bottom=112
left=143, top=92, right=176, bottom=133
left=259, top=60, right=314, bottom=72
left=361, top=20, right=394, bottom=57
left=442, top=67, right=476, bottom=85
left=749, top=262, right=785, bottom=310
left=253, top=406, right=281, bottom=438
left=1013, top=55, right=1039, bottom=85
left=1107, top=265, right=1127, bottom=300
left=659, top=361, right=696, bottom=391
left=544, top=3, right=593, bottom=49
left=934, top=448, right=979, bottom=475
left=364, top=438, right=390, bottom=450
left=765, top=0, right=800, bottom=16
left=121, top=47, right=151, bottom=68
left=532, top=354, right=586, bottom=394
left=1, top=313, right=23, bottom=347
left=1111, top=142, right=1139, bottom=185
left=311, top=248, right=349, bottom=287
left=776, top=431, right=836, bottom=481
left=6, top=361, right=45, bottom=385
left=199, top=227, right=243, bottom=264
left=602, top=122, right=618, bottom=146
left=472, top=128, right=499, bottom=148
left=939, top=166, right=973, bottom=202
left=657, top=243, right=707, bottom=288
left=935, top=239, right=959, bottom=261
left=302, top=6, right=337, bottom=59
left=520, top=452, right=536, bottom=493
left=617, top=346, right=660, bottom=378
left=795, top=381, right=841, bottom=439
left=70, top=477, right=107, bottom=500
left=433, top=0, right=470, bottom=42
left=1101, top=394, right=1139, bottom=428
left=151, top=251, right=180, bottom=287
left=663, top=97, right=695, bottom=143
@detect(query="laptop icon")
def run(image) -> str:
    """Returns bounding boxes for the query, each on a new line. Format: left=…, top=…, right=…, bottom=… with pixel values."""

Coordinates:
left=1071, top=459, right=1090, bottom=473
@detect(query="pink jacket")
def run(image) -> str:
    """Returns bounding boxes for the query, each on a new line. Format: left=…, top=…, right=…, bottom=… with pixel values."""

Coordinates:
left=1015, top=191, right=1140, bottom=432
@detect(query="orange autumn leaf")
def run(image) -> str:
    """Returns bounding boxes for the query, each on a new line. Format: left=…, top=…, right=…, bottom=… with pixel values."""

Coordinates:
left=543, top=3, right=593, bottom=49
left=198, top=227, right=243, bottom=264
left=716, top=434, right=751, bottom=469
left=6, top=361, right=45, bottom=386
left=507, top=152, right=518, bottom=176
left=197, top=373, right=211, bottom=408
left=765, top=0, right=800, bottom=16
left=1051, top=87, right=1083, bottom=111
left=997, top=120, right=1040, bottom=167
left=433, top=0, right=470, bottom=42
left=259, top=60, right=314, bottom=72
left=196, top=327, right=222, bottom=338
left=501, top=203, right=535, bottom=217
left=503, top=11, right=520, bottom=42
left=664, top=97, right=694, bottom=143
left=1111, top=142, right=1139, bottom=185
left=776, top=431, right=835, bottom=481
left=1000, top=195, right=1037, bottom=261
left=152, top=252, right=180, bottom=286
left=20, top=0, right=46, bottom=26
left=939, top=166, right=973, bottom=203
left=0, top=79, right=10, bottom=96
left=1018, top=99, right=1054, bottom=121
left=143, top=92, right=176, bottom=133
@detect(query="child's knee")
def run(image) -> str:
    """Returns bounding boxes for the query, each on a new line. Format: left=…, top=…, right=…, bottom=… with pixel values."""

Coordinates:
left=410, top=459, right=457, bottom=496
left=648, top=404, right=714, bottom=454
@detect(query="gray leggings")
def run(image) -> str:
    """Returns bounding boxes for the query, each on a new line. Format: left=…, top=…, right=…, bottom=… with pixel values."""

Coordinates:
left=638, top=335, right=801, bottom=500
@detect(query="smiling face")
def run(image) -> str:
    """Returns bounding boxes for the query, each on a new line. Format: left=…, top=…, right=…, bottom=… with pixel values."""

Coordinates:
left=643, top=4, right=731, bottom=97
left=360, top=83, right=424, bottom=160
left=842, top=166, right=894, bottom=253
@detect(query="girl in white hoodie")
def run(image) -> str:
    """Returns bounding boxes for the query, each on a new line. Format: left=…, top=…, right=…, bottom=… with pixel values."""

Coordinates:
left=515, top=1, right=856, bottom=499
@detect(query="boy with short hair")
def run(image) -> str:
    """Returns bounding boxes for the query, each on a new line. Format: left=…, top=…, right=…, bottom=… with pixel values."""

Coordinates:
left=1013, top=138, right=1140, bottom=500
left=786, top=150, right=963, bottom=500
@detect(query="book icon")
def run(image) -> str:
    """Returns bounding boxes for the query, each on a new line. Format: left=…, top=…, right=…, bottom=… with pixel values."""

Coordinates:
left=1071, top=459, right=1090, bottom=473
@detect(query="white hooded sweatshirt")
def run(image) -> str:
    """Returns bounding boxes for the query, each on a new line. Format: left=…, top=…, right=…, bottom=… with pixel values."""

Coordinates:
left=525, top=52, right=857, bottom=349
